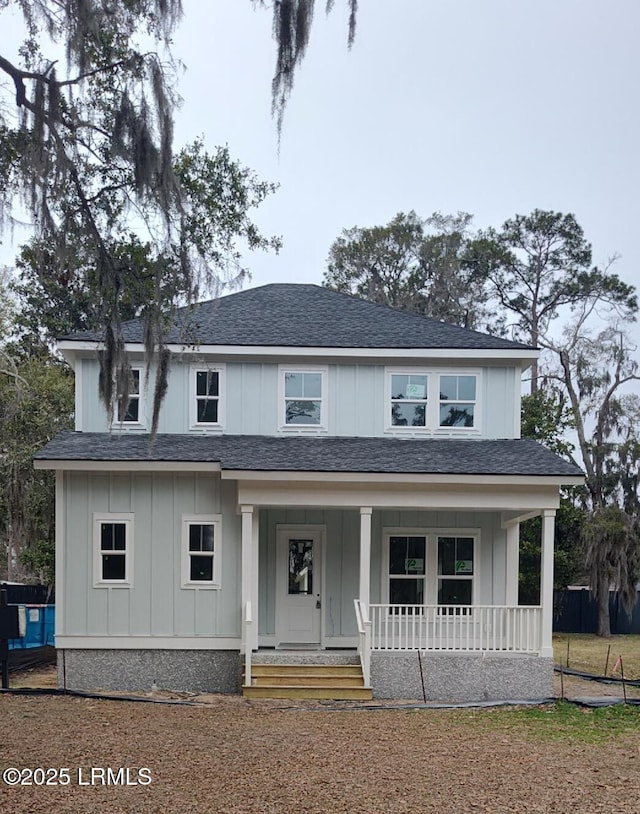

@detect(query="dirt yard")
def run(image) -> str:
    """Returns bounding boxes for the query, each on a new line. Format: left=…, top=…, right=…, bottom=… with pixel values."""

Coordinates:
left=1, top=685, right=640, bottom=814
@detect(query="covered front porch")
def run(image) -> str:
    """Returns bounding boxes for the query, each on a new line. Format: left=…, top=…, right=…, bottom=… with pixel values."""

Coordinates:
left=232, top=470, right=563, bottom=700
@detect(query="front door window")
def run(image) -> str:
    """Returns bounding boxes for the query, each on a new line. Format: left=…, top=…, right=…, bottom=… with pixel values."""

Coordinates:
left=288, top=539, right=313, bottom=595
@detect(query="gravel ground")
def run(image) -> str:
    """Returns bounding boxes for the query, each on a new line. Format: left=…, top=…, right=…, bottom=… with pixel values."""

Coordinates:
left=1, top=689, right=640, bottom=814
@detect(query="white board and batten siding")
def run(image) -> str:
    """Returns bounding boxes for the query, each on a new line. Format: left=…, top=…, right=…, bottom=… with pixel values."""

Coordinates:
left=77, top=357, right=519, bottom=439
left=59, top=471, right=241, bottom=645
left=256, top=507, right=508, bottom=645
left=59, top=472, right=510, bottom=650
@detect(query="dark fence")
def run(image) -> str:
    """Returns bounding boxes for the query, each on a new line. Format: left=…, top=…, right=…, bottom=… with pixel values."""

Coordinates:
left=554, top=589, right=640, bottom=634
left=0, top=583, right=54, bottom=605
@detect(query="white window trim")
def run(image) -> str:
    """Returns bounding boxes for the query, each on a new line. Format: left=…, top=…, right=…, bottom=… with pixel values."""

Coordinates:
left=384, top=367, right=482, bottom=435
left=437, top=372, right=480, bottom=433
left=278, top=365, right=329, bottom=433
left=386, top=367, right=430, bottom=433
left=181, top=514, right=222, bottom=589
left=436, top=532, right=476, bottom=608
left=112, top=365, right=146, bottom=430
left=189, top=364, right=226, bottom=432
left=93, top=512, right=134, bottom=588
left=381, top=527, right=480, bottom=607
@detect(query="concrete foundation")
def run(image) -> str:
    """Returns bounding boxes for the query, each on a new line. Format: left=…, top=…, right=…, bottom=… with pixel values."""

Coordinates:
left=57, top=649, right=241, bottom=694
left=371, top=652, right=554, bottom=702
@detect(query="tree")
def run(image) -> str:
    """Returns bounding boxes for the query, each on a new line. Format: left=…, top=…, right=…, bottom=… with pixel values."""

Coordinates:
left=2, top=133, right=281, bottom=581
left=0, top=0, right=181, bottom=426
left=545, top=315, right=640, bottom=635
left=0, top=350, right=74, bottom=584
left=323, top=211, right=497, bottom=331
left=468, top=210, right=637, bottom=392
left=253, top=0, right=358, bottom=135
left=518, top=389, right=586, bottom=604
left=0, top=260, right=74, bottom=584
left=0, top=3, right=283, bottom=432
left=582, top=506, right=640, bottom=637
left=520, top=389, right=576, bottom=460
left=518, top=499, right=586, bottom=606
left=9, top=140, right=281, bottom=359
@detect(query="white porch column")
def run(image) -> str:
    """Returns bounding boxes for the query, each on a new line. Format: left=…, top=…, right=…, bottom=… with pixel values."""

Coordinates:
left=540, top=509, right=556, bottom=658
left=240, top=505, right=255, bottom=651
left=505, top=521, right=520, bottom=606
left=359, top=507, right=372, bottom=605
left=251, top=508, right=259, bottom=652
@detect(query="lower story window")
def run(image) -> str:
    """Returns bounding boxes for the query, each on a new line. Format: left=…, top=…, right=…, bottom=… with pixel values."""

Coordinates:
left=385, top=531, right=476, bottom=609
left=388, top=535, right=426, bottom=606
left=94, top=514, right=133, bottom=586
left=181, top=515, right=222, bottom=588
left=437, top=535, right=474, bottom=611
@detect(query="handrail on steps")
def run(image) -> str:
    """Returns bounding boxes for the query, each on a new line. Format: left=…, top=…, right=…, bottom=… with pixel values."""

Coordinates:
left=243, top=600, right=252, bottom=688
left=353, top=598, right=372, bottom=689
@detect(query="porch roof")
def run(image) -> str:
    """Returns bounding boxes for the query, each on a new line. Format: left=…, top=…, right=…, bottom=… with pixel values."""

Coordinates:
left=35, top=431, right=583, bottom=479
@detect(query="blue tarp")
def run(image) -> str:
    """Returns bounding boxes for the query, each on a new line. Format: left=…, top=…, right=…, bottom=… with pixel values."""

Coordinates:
left=8, top=605, right=55, bottom=649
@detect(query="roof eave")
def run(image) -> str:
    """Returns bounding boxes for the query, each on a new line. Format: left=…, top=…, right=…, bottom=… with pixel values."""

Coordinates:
left=56, top=339, right=539, bottom=362
left=33, top=459, right=221, bottom=472
left=34, top=461, right=582, bottom=484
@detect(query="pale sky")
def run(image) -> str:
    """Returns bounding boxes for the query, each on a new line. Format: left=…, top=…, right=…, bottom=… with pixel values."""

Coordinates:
left=2, top=0, right=639, bottom=313
left=168, top=0, right=640, bottom=303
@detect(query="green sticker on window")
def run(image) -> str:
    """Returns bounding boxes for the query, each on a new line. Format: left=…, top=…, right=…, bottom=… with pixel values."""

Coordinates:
left=405, top=383, right=425, bottom=399
left=456, top=560, right=473, bottom=574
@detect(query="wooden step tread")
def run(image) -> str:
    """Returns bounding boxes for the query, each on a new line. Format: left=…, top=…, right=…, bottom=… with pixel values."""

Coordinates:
left=243, top=686, right=373, bottom=700
left=249, top=666, right=363, bottom=676
left=249, top=676, right=365, bottom=687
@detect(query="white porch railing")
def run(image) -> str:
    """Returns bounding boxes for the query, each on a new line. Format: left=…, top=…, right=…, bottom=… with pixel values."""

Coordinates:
left=242, top=600, right=253, bottom=687
left=353, top=599, right=372, bottom=688
left=368, top=604, right=542, bottom=654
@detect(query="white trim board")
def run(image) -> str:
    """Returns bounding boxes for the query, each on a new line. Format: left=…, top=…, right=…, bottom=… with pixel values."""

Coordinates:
left=236, top=481, right=564, bottom=511
left=37, top=462, right=582, bottom=486
left=224, top=470, right=584, bottom=487
left=57, top=340, right=539, bottom=363
left=35, top=460, right=222, bottom=472
left=55, top=636, right=242, bottom=649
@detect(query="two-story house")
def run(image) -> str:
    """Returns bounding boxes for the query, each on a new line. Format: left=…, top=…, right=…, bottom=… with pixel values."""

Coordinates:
left=34, top=284, right=583, bottom=701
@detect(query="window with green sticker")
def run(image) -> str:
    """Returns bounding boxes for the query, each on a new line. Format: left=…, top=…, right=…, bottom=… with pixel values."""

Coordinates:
left=388, top=535, right=426, bottom=609
left=438, top=536, right=474, bottom=611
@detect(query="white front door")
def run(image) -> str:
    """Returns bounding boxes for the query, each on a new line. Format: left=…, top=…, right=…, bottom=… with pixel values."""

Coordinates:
left=276, top=526, right=323, bottom=646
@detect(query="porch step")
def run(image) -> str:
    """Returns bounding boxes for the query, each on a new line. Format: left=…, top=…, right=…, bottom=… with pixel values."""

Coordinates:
left=243, top=662, right=372, bottom=700
left=243, top=686, right=372, bottom=700
left=251, top=664, right=363, bottom=677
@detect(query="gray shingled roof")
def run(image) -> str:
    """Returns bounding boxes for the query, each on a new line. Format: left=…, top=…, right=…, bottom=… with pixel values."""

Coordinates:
left=35, top=431, right=583, bottom=478
left=62, top=284, right=534, bottom=351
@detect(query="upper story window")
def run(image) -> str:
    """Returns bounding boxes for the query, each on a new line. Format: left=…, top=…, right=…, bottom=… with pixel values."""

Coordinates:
left=279, top=366, right=328, bottom=431
left=93, top=513, right=134, bottom=587
left=190, top=365, right=225, bottom=430
left=390, top=373, right=428, bottom=428
left=116, top=367, right=144, bottom=426
left=386, top=368, right=480, bottom=434
left=439, top=375, right=477, bottom=428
